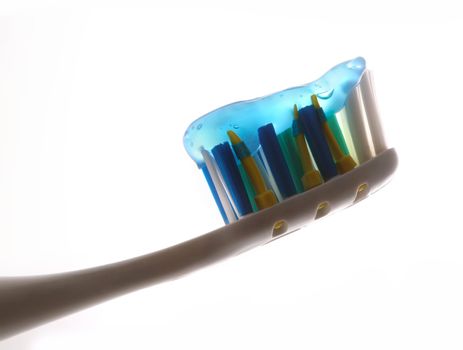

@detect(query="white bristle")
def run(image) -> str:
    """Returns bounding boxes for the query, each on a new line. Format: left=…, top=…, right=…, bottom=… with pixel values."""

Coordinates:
left=359, top=70, right=388, bottom=155
left=345, top=85, right=375, bottom=163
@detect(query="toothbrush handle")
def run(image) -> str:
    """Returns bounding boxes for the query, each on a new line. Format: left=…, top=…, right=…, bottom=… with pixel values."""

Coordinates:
left=0, top=219, right=271, bottom=341
left=0, top=148, right=398, bottom=341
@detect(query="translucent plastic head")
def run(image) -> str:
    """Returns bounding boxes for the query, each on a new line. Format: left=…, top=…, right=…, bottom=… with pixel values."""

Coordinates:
left=184, top=57, right=366, bottom=167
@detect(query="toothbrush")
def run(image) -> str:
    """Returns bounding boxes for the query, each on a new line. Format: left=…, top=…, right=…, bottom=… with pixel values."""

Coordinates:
left=0, top=57, right=397, bottom=340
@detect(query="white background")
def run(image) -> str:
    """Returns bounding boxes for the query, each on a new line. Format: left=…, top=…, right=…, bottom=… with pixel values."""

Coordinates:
left=1, top=1, right=462, bottom=349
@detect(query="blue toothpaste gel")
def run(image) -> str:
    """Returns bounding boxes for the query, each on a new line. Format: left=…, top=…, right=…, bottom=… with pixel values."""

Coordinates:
left=184, top=57, right=366, bottom=167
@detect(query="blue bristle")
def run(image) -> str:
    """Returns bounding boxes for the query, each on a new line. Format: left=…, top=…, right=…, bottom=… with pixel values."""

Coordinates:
left=298, top=105, right=337, bottom=180
left=257, top=123, right=297, bottom=199
left=201, top=165, right=230, bottom=224
left=211, top=142, right=253, bottom=217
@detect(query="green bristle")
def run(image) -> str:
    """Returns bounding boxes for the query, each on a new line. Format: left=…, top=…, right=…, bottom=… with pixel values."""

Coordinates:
left=277, top=128, right=304, bottom=193
left=327, top=114, right=349, bottom=156
left=238, top=163, right=258, bottom=212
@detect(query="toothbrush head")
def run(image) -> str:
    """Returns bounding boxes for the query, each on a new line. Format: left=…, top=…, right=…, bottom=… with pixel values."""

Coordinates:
left=184, top=57, right=397, bottom=240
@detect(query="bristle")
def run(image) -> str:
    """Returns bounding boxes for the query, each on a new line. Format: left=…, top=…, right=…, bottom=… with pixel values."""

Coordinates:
left=293, top=104, right=323, bottom=190
left=201, top=165, right=230, bottom=224
left=211, top=142, right=253, bottom=217
left=299, top=105, right=338, bottom=181
left=227, top=130, right=241, bottom=145
left=227, top=130, right=278, bottom=210
left=312, top=94, right=357, bottom=174
left=238, top=163, right=258, bottom=212
left=293, top=104, right=299, bottom=120
left=335, top=108, right=360, bottom=164
left=311, top=94, right=321, bottom=109
left=258, top=124, right=297, bottom=199
left=201, top=149, right=237, bottom=223
left=256, top=148, right=283, bottom=202
left=327, top=114, right=349, bottom=156
left=345, top=86, right=374, bottom=163
left=277, top=128, right=304, bottom=193
left=359, top=70, right=387, bottom=155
